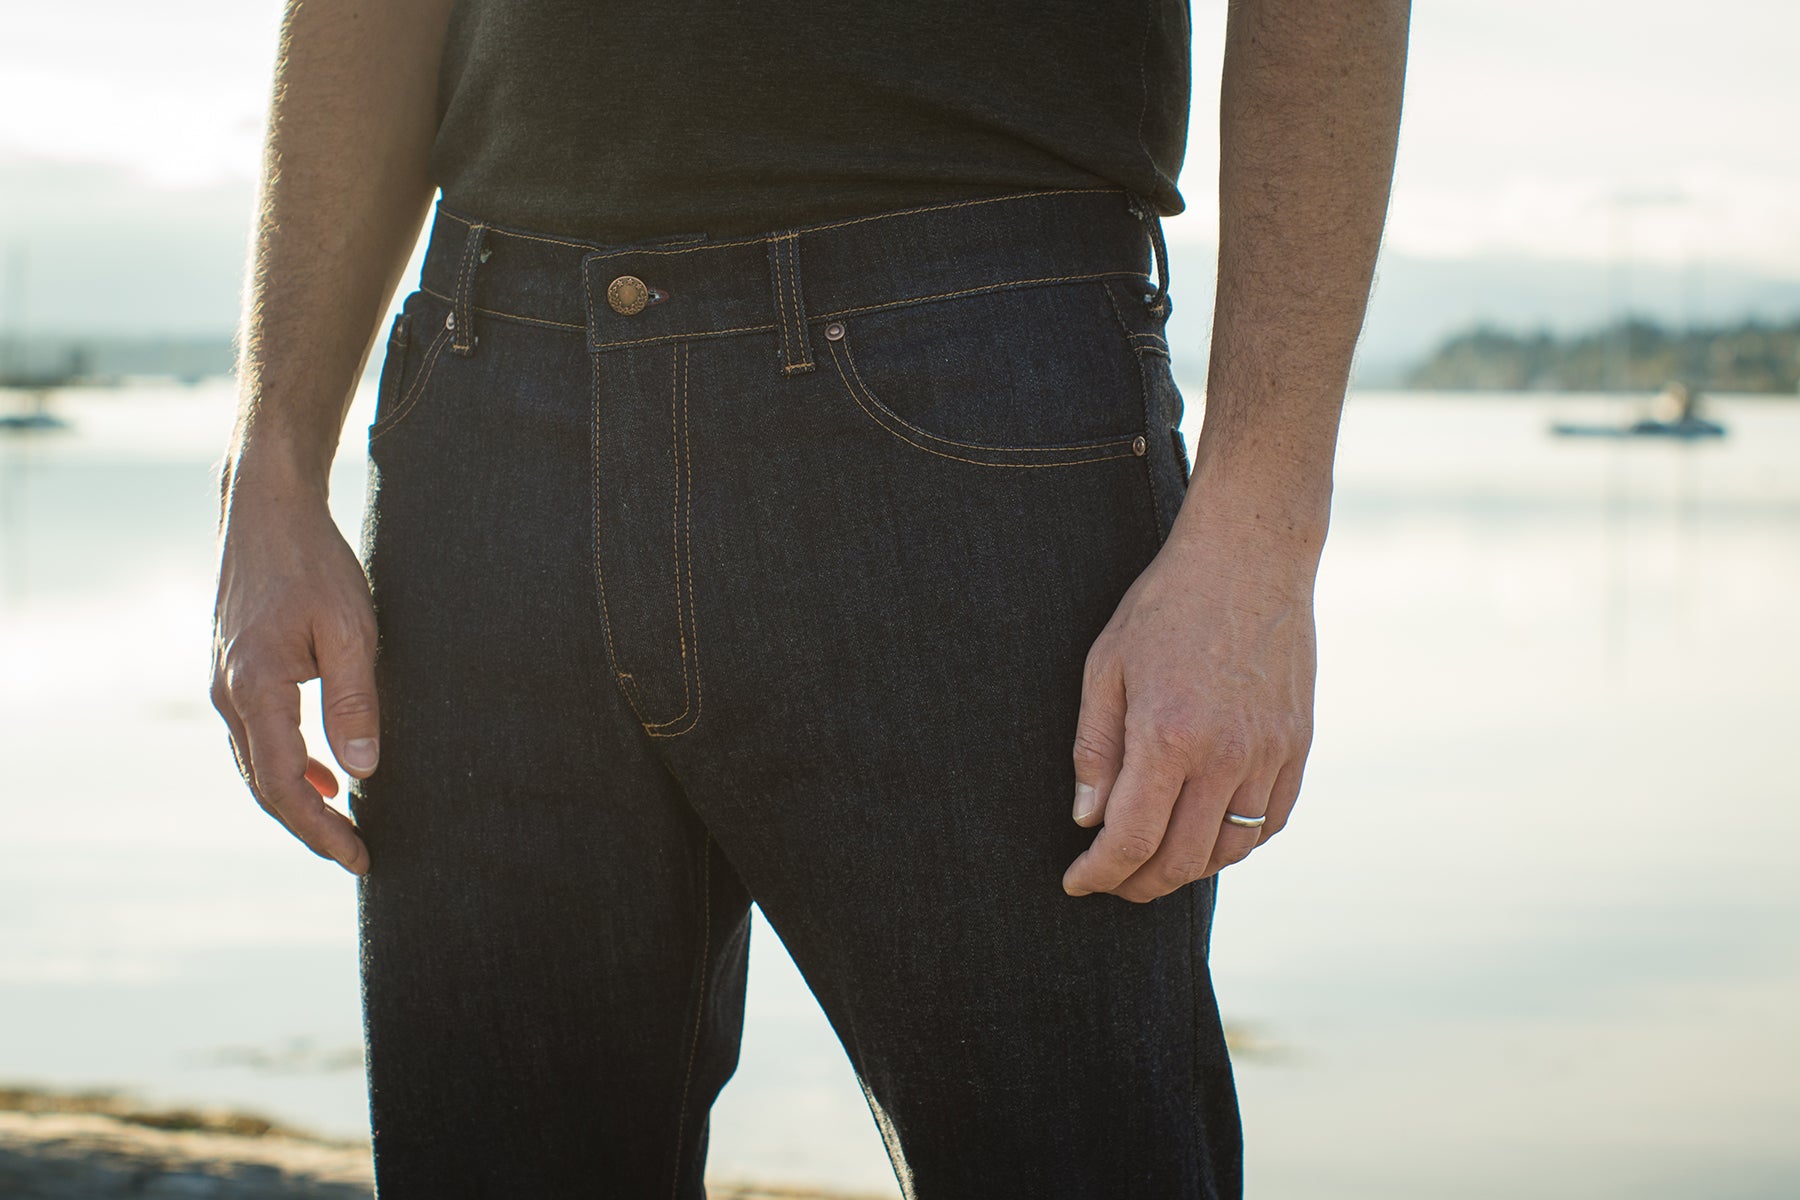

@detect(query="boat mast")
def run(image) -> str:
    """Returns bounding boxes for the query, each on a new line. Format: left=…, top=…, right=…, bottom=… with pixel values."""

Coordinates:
left=0, top=247, right=22, bottom=384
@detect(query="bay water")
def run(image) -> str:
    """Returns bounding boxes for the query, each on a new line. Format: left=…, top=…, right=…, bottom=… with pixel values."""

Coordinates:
left=1, top=381, right=1796, bottom=1197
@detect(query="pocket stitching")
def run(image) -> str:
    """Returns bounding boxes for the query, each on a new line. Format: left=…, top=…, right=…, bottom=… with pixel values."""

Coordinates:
left=589, top=343, right=703, bottom=738
left=825, top=329, right=1141, bottom=469
left=638, top=342, right=702, bottom=736
left=368, top=320, right=453, bottom=444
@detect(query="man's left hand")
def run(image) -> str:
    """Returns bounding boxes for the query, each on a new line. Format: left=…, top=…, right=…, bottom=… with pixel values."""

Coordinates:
left=1063, top=511, right=1318, bottom=902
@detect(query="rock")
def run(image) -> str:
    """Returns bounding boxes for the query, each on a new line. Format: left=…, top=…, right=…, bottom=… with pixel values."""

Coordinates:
left=0, top=1087, right=894, bottom=1199
left=0, top=1110, right=373, bottom=1199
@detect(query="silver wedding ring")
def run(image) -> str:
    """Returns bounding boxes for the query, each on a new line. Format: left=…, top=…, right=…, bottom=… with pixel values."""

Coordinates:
left=1223, top=812, right=1268, bottom=829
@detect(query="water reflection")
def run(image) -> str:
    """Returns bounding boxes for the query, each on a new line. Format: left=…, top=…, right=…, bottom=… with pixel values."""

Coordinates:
left=1, top=385, right=1795, bottom=1197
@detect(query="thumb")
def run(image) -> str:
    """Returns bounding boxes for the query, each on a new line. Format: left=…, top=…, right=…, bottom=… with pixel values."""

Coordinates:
left=316, top=607, right=381, bottom=779
left=1070, top=652, right=1126, bottom=829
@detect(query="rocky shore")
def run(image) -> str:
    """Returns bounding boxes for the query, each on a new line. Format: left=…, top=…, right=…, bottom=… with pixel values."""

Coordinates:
left=0, top=1087, right=373, bottom=1200
left=0, top=1087, right=887, bottom=1199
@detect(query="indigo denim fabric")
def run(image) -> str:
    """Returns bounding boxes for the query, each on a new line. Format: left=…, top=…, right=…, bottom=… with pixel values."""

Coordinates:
left=351, top=186, right=1241, bottom=1199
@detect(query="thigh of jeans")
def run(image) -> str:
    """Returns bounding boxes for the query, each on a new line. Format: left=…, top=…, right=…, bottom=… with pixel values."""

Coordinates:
left=635, top=276, right=1241, bottom=1198
left=351, top=291, right=752, bottom=1199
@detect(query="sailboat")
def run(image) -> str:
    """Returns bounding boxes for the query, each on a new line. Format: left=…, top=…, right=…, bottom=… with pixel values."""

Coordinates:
left=1550, top=381, right=1726, bottom=440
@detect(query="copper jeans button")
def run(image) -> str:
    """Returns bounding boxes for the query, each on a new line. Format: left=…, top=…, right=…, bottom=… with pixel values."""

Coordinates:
left=607, top=275, right=650, bottom=315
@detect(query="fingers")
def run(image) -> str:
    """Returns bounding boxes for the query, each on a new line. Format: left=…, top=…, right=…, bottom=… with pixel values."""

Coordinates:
left=1109, top=768, right=1275, bottom=903
left=219, top=658, right=370, bottom=876
left=315, top=606, right=381, bottom=780
left=305, top=756, right=341, bottom=800
left=216, top=700, right=301, bottom=841
left=1070, top=651, right=1127, bottom=829
left=1066, top=708, right=1300, bottom=902
left=216, top=686, right=252, bottom=784
left=241, top=694, right=370, bottom=874
left=218, top=685, right=343, bottom=837
left=1258, top=759, right=1306, bottom=847
left=1107, top=775, right=1215, bottom=903
left=1062, top=726, right=1186, bottom=898
left=219, top=706, right=369, bottom=873
left=1205, top=774, right=1277, bottom=877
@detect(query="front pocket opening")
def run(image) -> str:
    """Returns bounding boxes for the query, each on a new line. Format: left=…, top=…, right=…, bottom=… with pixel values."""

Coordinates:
left=823, top=317, right=1148, bottom=470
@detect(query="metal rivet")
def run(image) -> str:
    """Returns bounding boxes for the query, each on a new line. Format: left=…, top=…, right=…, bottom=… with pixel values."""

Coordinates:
left=479, top=247, right=492, bottom=264
left=1131, top=434, right=1148, bottom=456
left=607, top=275, right=650, bottom=316
left=444, top=311, right=456, bottom=331
left=824, top=322, right=845, bottom=341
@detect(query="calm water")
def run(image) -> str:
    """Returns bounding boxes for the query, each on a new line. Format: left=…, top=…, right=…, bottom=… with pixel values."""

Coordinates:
left=1, top=382, right=1796, bottom=1198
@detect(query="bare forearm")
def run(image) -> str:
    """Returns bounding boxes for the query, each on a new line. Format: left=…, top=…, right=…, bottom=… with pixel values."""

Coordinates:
left=1176, top=0, right=1410, bottom=559
left=225, top=0, right=453, bottom=507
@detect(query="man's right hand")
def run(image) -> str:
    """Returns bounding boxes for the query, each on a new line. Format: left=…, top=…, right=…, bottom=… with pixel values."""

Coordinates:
left=211, top=473, right=377, bottom=876
left=209, top=0, right=454, bottom=872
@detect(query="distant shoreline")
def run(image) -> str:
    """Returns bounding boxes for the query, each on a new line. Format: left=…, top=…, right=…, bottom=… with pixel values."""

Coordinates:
left=1, top=336, right=237, bottom=383
left=1401, top=314, right=1800, bottom=394
left=7, top=311, right=1800, bottom=398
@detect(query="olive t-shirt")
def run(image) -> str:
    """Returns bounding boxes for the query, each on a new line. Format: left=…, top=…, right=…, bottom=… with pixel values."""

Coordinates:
left=431, top=0, right=1192, bottom=241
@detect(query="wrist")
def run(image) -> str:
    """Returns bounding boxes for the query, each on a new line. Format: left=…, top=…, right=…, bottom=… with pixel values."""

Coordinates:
left=1166, top=455, right=1333, bottom=573
left=223, top=428, right=335, bottom=512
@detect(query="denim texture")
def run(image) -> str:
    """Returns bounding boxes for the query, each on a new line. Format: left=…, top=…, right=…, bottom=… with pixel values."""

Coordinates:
left=352, top=186, right=1240, bottom=1199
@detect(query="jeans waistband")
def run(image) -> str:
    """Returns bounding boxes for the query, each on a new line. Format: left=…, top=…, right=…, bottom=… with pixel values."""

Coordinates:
left=418, top=186, right=1170, bottom=374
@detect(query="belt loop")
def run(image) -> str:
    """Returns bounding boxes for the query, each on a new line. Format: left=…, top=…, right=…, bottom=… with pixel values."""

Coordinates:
left=450, top=221, right=487, bottom=357
left=766, top=231, right=815, bottom=375
left=1127, top=195, right=1172, bottom=319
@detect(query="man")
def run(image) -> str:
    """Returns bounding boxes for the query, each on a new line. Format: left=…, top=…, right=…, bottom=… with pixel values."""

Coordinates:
left=210, top=2, right=1408, bottom=1196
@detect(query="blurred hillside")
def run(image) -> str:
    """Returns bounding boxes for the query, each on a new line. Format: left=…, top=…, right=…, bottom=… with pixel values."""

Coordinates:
left=1404, top=316, right=1800, bottom=393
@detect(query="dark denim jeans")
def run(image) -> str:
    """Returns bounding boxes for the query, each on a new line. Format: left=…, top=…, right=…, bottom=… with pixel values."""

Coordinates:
left=352, top=186, right=1241, bottom=1199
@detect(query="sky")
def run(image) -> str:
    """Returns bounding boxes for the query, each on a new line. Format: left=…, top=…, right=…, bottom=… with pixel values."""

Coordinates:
left=1, top=0, right=1797, bottom=356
